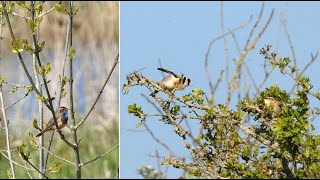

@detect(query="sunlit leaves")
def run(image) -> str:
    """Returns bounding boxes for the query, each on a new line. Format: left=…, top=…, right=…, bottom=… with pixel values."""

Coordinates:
left=35, top=63, right=51, bottom=76
left=7, top=169, right=12, bottom=179
left=28, top=132, right=38, bottom=149
left=128, top=103, right=144, bottom=118
left=170, top=105, right=180, bottom=116
left=69, top=48, right=76, bottom=59
left=25, top=85, right=33, bottom=96
left=25, top=17, right=43, bottom=34
left=17, top=142, right=30, bottom=161
left=59, top=75, right=68, bottom=98
left=0, top=76, right=4, bottom=86
left=32, top=119, right=39, bottom=129
left=16, top=1, right=29, bottom=10
left=9, top=86, right=19, bottom=93
left=48, top=161, right=62, bottom=173
left=11, top=39, right=24, bottom=53
left=35, top=93, right=48, bottom=104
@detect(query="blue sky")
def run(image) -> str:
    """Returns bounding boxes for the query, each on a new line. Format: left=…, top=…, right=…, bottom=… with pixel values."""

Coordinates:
left=120, top=2, right=320, bottom=178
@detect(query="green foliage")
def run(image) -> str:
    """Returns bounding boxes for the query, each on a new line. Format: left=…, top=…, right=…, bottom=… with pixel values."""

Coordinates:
left=32, top=119, right=39, bottom=129
left=16, top=1, right=30, bottom=11
left=17, top=142, right=30, bottom=161
left=59, top=75, right=68, bottom=98
left=69, top=48, right=76, bottom=59
left=25, top=17, right=43, bottom=34
left=170, top=105, right=180, bottom=116
left=28, top=133, right=38, bottom=150
left=48, top=161, right=61, bottom=173
left=11, top=39, right=24, bottom=53
left=55, top=2, right=80, bottom=15
left=9, top=86, right=19, bottom=93
left=0, top=76, right=5, bottom=86
left=125, top=45, right=320, bottom=178
left=34, top=63, right=51, bottom=76
left=0, top=120, right=119, bottom=178
left=128, top=103, right=144, bottom=118
left=25, top=86, right=33, bottom=96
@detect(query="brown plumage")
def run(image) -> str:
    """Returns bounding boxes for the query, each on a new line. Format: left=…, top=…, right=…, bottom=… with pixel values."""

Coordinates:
left=157, top=68, right=191, bottom=91
left=264, top=97, right=281, bottom=118
left=36, top=106, right=69, bottom=137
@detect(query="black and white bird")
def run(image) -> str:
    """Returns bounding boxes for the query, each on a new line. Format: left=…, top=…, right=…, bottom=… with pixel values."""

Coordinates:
left=157, top=67, right=191, bottom=92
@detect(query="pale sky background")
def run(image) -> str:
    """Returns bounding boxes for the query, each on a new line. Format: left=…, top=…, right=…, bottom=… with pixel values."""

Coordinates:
left=120, top=2, right=320, bottom=178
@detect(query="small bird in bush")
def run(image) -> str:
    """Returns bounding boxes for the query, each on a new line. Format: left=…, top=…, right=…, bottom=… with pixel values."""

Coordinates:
left=157, top=67, right=191, bottom=91
left=263, top=97, right=281, bottom=118
left=36, top=106, right=69, bottom=137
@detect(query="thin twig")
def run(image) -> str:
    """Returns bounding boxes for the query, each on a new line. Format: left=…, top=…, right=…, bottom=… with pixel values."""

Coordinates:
left=66, top=2, right=81, bottom=178
left=0, top=150, right=36, bottom=171
left=80, top=144, right=119, bottom=167
left=289, top=51, right=318, bottom=95
left=75, top=54, right=119, bottom=129
left=220, top=2, right=230, bottom=95
left=143, top=123, right=181, bottom=159
left=0, top=86, right=16, bottom=178
left=39, top=1, right=62, bottom=18
left=39, top=145, right=76, bottom=166
left=25, top=159, right=49, bottom=179
left=205, top=16, right=252, bottom=98
left=5, top=94, right=28, bottom=110
left=1, top=2, right=49, bottom=109
left=25, top=162, right=33, bottom=179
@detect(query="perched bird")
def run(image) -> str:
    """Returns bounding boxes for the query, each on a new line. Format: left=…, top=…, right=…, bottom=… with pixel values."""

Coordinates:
left=263, top=97, right=281, bottom=118
left=157, top=67, right=191, bottom=92
left=36, top=106, right=69, bottom=137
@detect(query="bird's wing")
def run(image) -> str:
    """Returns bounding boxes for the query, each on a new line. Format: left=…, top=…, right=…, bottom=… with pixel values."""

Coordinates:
left=45, top=109, right=62, bottom=128
left=157, top=68, right=180, bottom=78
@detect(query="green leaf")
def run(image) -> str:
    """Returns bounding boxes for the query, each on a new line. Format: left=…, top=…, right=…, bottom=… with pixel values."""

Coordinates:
left=29, top=132, right=38, bottom=149
left=24, top=86, right=33, bottom=96
left=11, top=39, right=24, bottom=53
left=136, top=121, right=143, bottom=128
left=55, top=3, right=63, bottom=13
left=170, top=105, right=180, bottom=116
left=32, top=119, right=39, bottom=129
left=35, top=2, right=43, bottom=17
left=73, top=6, right=80, bottom=15
left=16, top=1, right=28, bottom=9
left=22, top=39, right=35, bottom=54
left=44, top=63, right=51, bottom=75
left=9, top=86, right=19, bottom=93
left=0, top=76, right=5, bottom=86
left=7, top=169, right=12, bottom=179
left=37, top=41, right=45, bottom=52
left=128, top=103, right=144, bottom=118
left=17, top=141, right=30, bottom=161
left=69, top=48, right=76, bottom=59
left=48, top=162, right=62, bottom=173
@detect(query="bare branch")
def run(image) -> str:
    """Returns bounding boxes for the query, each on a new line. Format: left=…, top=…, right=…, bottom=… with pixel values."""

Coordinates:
left=80, top=144, right=119, bottom=167
left=76, top=54, right=119, bottom=129
left=0, top=86, right=16, bottom=178
left=205, top=16, right=252, bottom=99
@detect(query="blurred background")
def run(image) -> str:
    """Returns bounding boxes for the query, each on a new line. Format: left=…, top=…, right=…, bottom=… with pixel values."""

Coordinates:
left=120, top=1, right=320, bottom=179
left=0, top=1, right=119, bottom=178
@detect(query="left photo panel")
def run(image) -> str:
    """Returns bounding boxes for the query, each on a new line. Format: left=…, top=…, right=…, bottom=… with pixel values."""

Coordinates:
left=0, top=1, right=119, bottom=179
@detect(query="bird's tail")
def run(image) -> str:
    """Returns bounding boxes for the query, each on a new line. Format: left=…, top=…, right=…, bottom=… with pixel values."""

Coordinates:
left=36, top=128, right=51, bottom=137
left=157, top=68, right=179, bottom=78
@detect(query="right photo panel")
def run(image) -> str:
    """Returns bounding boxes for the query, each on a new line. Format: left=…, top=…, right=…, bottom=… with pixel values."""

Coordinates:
left=120, top=2, right=320, bottom=179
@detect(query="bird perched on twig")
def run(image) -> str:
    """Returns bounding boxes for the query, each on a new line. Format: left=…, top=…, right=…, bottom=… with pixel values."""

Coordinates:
left=36, top=106, right=69, bottom=137
left=157, top=67, right=191, bottom=92
left=263, top=97, right=281, bottom=118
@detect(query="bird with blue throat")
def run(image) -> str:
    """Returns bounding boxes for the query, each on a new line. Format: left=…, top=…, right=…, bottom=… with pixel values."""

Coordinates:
left=36, top=106, right=69, bottom=137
